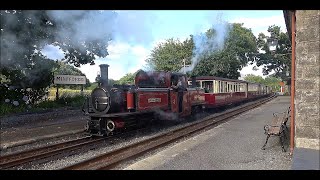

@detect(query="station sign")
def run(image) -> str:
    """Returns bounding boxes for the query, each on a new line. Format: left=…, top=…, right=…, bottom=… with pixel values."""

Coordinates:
left=54, top=75, right=86, bottom=85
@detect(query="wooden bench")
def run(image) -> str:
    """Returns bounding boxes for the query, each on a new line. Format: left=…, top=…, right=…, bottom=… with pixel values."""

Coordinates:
left=261, top=106, right=291, bottom=152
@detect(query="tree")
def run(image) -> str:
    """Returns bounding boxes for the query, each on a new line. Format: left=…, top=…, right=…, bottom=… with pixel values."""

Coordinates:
left=1, top=10, right=113, bottom=105
left=243, top=74, right=265, bottom=84
left=244, top=74, right=281, bottom=92
left=117, top=72, right=136, bottom=85
left=264, top=75, right=282, bottom=92
left=192, top=23, right=258, bottom=79
left=146, top=37, right=194, bottom=72
left=255, top=25, right=291, bottom=84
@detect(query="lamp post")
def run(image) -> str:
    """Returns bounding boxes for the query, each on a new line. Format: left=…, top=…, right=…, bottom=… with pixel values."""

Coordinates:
left=183, top=58, right=186, bottom=74
left=267, top=36, right=278, bottom=52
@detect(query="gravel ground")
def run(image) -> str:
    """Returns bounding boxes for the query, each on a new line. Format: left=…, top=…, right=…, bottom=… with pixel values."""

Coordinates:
left=0, top=132, right=89, bottom=156
left=0, top=107, right=84, bottom=130
left=14, top=122, right=189, bottom=170
left=0, top=107, right=88, bottom=155
left=11, top=97, right=273, bottom=170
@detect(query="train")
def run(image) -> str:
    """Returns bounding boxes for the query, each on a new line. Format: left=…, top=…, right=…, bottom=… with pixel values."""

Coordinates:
left=82, top=64, right=272, bottom=136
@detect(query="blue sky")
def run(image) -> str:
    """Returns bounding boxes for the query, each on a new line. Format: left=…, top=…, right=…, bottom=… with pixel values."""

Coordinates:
left=43, top=10, right=286, bottom=82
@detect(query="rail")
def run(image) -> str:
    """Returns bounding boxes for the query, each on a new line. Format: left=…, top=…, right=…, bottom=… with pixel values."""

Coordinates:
left=62, top=95, right=276, bottom=170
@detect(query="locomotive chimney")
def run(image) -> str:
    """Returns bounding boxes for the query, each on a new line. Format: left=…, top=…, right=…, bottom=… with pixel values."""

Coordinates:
left=99, top=64, right=109, bottom=88
left=191, top=76, right=196, bottom=88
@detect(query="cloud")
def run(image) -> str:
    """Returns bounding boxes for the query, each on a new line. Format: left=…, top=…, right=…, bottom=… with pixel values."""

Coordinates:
left=239, top=62, right=276, bottom=79
left=77, top=41, right=150, bottom=82
left=41, top=11, right=286, bottom=82
left=41, top=45, right=64, bottom=60
left=230, top=15, right=287, bottom=36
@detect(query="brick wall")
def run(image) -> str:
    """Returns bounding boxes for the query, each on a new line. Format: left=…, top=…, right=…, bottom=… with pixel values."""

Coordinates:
left=295, top=10, right=320, bottom=150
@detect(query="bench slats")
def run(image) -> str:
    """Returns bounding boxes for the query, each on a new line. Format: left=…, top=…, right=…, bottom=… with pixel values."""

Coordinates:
left=262, top=106, right=291, bottom=152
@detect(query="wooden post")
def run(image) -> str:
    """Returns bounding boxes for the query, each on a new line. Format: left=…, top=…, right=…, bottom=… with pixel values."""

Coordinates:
left=56, top=85, right=59, bottom=100
left=81, top=84, right=84, bottom=96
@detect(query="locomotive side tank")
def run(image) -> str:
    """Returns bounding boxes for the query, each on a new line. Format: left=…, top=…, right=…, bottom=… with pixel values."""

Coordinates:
left=84, top=64, right=272, bottom=137
left=84, top=66, right=206, bottom=136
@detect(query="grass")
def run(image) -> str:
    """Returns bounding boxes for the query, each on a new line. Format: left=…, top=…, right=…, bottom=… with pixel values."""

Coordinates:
left=48, top=88, right=91, bottom=101
left=0, top=88, right=92, bottom=117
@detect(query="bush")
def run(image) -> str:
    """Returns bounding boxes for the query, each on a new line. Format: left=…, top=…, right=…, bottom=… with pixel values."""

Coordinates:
left=1, top=88, right=90, bottom=117
left=0, top=103, right=25, bottom=117
left=55, top=94, right=86, bottom=107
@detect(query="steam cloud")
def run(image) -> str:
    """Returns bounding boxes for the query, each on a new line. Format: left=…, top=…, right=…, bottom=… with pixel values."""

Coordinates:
left=1, top=10, right=156, bottom=67
left=181, top=16, right=229, bottom=73
left=46, top=10, right=156, bottom=58
left=1, top=10, right=157, bottom=87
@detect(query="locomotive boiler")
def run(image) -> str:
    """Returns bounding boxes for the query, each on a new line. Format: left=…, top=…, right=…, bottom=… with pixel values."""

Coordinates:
left=83, top=64, right=206, bottom=136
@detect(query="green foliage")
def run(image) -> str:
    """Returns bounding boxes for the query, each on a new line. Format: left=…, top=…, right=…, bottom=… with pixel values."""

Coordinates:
left=1, top=10, right=112, bottom=67
left=117, top=71, right=140, bottom=85
left=146, top=23, right=257, bottom=79
left=1, top=10, right=111, bottom=107
left=0, top=90, right=86, bottom=117
left=255, top=25, right=291, bottom=83
left=0, top=103, right=26, bottom=117
left=192, top=23, right=258, bottom=79
left=85, top=82, right=99, bottom=90
left=146, top=37, right=194, bottom=72
left=243, top=74, right=265, bottom=84
left=55, top=94, right=86, bottom=107
left=244, top=74, right=281, bottom=92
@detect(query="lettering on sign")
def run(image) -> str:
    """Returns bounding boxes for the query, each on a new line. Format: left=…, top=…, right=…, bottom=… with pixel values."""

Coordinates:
left=54, top=75, right=86, bottom=85
left=148, top=98, right=161, bottom=103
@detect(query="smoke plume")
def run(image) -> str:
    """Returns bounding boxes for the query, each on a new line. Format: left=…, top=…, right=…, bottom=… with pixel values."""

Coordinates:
left=47, top=10, right=156, bottom=54
left=181, top=16, right=229, bottom=73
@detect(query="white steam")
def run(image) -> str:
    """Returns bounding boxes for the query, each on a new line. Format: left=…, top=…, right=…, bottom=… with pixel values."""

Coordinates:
left=45, top=10, right=156, bottom=61
left=154, top=109, right=179, bottom=121
left=181, top=19, right=229, bottom=73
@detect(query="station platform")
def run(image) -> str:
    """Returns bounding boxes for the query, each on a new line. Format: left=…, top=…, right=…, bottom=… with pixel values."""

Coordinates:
left=124, top=96, right=293, bottom=170
left=292, top=148, right=320, bottom=170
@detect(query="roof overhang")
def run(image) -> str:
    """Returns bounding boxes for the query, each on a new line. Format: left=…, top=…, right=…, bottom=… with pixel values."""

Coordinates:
left=283, top=10, right=295, bottom=42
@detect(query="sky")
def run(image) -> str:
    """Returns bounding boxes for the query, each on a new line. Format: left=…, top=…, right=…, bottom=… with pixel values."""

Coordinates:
left=42, top=10, right=287, bottom=82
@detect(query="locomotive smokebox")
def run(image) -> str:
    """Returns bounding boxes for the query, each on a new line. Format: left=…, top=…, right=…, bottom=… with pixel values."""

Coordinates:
left=99, top=64, right=109, bottom=88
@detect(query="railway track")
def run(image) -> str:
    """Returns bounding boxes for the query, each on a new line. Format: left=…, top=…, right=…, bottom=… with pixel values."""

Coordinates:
left=0, top=135, right=104, bottom=169
left=62, top=95, right=276, bottom=170
left=0, top=124, right=161, bottom=170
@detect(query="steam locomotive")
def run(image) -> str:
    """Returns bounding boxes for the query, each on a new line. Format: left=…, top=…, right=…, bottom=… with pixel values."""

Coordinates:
left=83, top=64, right=272, bottom=136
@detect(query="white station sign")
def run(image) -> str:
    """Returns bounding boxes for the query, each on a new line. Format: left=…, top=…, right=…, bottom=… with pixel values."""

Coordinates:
left=54, top=75, right=86, bottom=85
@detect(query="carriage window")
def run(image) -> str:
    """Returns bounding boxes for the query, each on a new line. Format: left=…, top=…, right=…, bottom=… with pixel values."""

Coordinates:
left=196, top=81, right=201, bottom=87
left=202, top=81, right=213, bottom=93
left=224, top=82, right=227, bottom=93
left=214, top=80, right=219, bottom=93
left=221, top=81, right=224, bottom=93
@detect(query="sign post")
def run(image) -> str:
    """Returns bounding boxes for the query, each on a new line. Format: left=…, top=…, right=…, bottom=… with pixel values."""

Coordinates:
left=54, top=75, right=87, bottom=100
